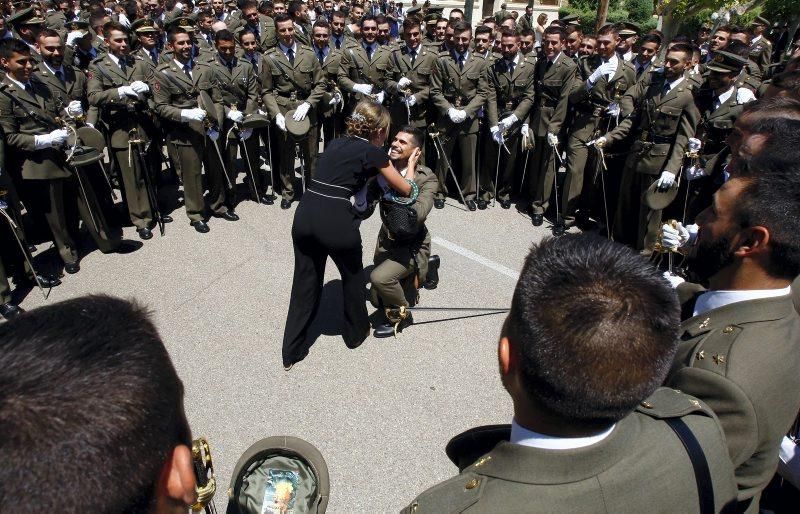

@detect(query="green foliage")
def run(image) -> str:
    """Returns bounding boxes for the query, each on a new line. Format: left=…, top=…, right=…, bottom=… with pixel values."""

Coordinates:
left=758, top=0, right=800, bottom=20
left=625, top=0, right=654, bottom=23
left=559, top=3, right=657, bottom=34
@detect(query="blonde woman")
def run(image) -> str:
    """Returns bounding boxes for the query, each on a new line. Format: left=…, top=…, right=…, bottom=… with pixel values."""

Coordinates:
left=282, top=100, right=421, bottom=370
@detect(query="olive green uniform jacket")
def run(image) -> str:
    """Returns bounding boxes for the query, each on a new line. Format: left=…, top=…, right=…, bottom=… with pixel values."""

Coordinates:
left=402, top=388, right=738, bottom=513
left=666, top=293, right=800, bottom=509
left=338, top=41, right=392, bottom=102
left=429, top=50, right=490, bottom=134
left=383, top=45, right=438, bottom=129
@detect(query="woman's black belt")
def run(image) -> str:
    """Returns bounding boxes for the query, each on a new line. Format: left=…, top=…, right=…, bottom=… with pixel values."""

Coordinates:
left=307, top=179, right=351, bottom=200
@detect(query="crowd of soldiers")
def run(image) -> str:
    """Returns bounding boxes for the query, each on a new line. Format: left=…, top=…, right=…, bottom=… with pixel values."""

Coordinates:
left=1, top=0, right=800, bottom=320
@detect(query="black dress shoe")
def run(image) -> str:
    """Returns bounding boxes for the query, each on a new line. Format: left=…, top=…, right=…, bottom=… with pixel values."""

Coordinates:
left=466, top=199, right=477, bottom=211
left=191, top=220, right=210, bottom=233
left=477, top=199, right=488, bottom=210
left=553, top=223, right=566, bottom=236
left=33, top=274, right=61, bottom=288
left=215, top=211, right=240, bottom=221
left=434, top=198, right=445, bottom=209
left=160, top=214, right=174, bottom=223
left=500, top=199, right=511, bottom=209
left=531, top=213, right=544, bottom=226
left=261, top=195, right=274, bottom=205
left=281, top=199, right=292, bottom=209
left=64, top=262, right=80, bottom=274
left=137, top=227, right=153, bottom=240
left=0, top=303, right=24, bottom=320
left=423, top=254, right=440, bottom=290
left=373, top=313, right=414, bottom=338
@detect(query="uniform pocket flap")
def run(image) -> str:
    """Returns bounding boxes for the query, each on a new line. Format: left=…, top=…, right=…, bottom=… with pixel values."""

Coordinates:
left=659, top=105, right=681, bottom=117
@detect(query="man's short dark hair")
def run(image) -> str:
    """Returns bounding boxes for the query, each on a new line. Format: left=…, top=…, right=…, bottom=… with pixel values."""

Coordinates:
left=771, top=70, right=800, bottom=96
left=360, top=14, right=376, bottom=27
left=37, top=28, right=62, bottom=41
left=103, top=20, right=129, bottom=37
left=639, top=33, right=662, bottom=47
left=242, top=0, right=258, bottom=9
left=451, top=20, right=470, bottom=35
left=597, top=24, right=618, bottom=37
left=287, top=0, right=303, bottom=17
left=402, top=16, right=420, bottom=32
left=505, top=234, right=680, bottom=428
left=313, top=19, right=330, bottom=31
left=544, top=25, right=566, bottom=40
left=274, top=13, right=292, bottom=25
left=0, top=38, right=32, bottom=59
left=168, top=25, right=190, bottom=42
left=215, top=28, right=235, bottom=43
left=397, top=125, right=423, bottom=148
left=519, top=28, right=534, bottom=38
left=474, top=25, right=492, bottom=37
left=734, top=118, right=800, bottom=279
left=725, top=40, right=751, bottom=59
left=0, top=295, right=189, bottom=513
left=668, top=42, right=693, bottom=59
left=499, top=27, right=517, bottom=39
left=331, top=10, right=345, bottom=21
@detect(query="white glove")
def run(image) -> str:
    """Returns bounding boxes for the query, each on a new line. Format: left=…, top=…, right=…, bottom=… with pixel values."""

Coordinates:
left=606, top=102, right=621, bottom=117
left=404, top=94, right=417, bottom=107
left=657, top=170, right=676, bottom=190
left=660, top=222, right=697, bottom=250
left=521, top=123, right=533, bottom=151
left=206, top=128, right=219, bottom=142
left=588, top=61, right=615, bottom=85
left=292, top=102, right=311, bottom=121
left=547, top=132, right=558, bottom=147
left=352, top=83, right=373, bottom=95
left=490, top=126, right=504, bottom=145
left=66, top=31, right=83, bottom=47
left=687, top=137, right=702, bottom=153
left=686, top=165, right=707, bottom=181
left=35, top=128, right=69, bottom=149
left=130, top=80, right=150, bottom=94
left=275, top=113, right=286, bottom=131
left=498, top=113, right=518, bottom=131
left=227, top=109, right=244, bottom=123
left=737, top=88, right=756, bottom=104
left=453, top=109, right=467, bottom=123
left=397, top=77, right=411, bottom=88
left=258, top=109, right=268, bottom=115
left=590, top=136, right=607, bottom=148
left=180, top=108, right=206, bottom=122
left=66, top=100, right=83, bottom=116
left=447, top=107, right=461, bottom=123
left=663, top=271, right=686, bottom=288
left=375, top=91, right=385, bottom=104
left=329, top=92, right=342, bottom=105
left=118, top=85, right=140, bottom=99
left=240, top=128, right=253, bottom=140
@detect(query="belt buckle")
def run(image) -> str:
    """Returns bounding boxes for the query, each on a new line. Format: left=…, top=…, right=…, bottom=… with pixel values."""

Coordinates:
left=505, top=101, right=513, bottom=110
left=289, top=91, right=297, bottom=101
left=640, top=130, right=650, bottom=142
left=454, top=97, right=463, bottom=108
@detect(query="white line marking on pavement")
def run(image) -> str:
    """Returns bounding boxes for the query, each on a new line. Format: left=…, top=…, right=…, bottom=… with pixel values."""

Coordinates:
left=432, top=236, right=520, bottom=280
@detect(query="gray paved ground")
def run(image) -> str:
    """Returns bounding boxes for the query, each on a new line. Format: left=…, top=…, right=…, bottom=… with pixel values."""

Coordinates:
left=15, top=189, right=563, bottom=512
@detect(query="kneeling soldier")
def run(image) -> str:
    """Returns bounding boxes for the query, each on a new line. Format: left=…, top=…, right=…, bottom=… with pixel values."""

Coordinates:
left=367, top=127, right=439, bottom=337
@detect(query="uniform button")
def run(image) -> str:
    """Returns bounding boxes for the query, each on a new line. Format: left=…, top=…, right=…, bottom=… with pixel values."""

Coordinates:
left=640, top=401, right=653, bottom=409
left=698, top=317, right=710, bottom=329
left=722, top=326, right=734, bottom=334
left=465, top=478, right=480, bottom=490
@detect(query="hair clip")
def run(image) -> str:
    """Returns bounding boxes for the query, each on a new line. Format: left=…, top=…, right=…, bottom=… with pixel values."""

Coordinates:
left=350, top=112, right=367, bottom=123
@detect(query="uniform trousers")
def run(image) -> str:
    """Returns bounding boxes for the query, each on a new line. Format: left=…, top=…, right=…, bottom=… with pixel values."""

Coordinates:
left=111, top=144, right=153, bottom=230
left=24, top=178, right=78, bottom=265
left=282, top=193, right=369, bottom=366
left=370, top=234, right=430, bottom=309
left=169, top=134, right=229, bottom=222
left=277, top=126, right=319, bottom=202
left=0, top=256, right=10, bottom=304
left=435, top=129, right=477, bottom=202
left=66, top=167, right=119, bottom=253
left=613, top=168, right=662, bottom=250
left=564, top=115, right=603, bottom=224
left=529, top=136, right=557, bottom=214
left=223, top=134, right=262, bottom=204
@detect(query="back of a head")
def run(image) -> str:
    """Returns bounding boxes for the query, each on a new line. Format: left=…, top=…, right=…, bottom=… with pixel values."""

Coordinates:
left=506, top=234, right=680, bottom=429
left=0, top=296, right=188, bottom=513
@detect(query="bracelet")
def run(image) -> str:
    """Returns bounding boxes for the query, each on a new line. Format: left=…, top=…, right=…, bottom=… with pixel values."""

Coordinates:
left=387, top=178, right=419, bottom=205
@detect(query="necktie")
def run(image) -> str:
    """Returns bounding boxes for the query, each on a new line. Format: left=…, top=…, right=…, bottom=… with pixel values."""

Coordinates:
left=409, top=49, right=416, bottom=65
left=183, top=63, right=192, bottom=78
left=207, top=33, right=213, bottom=45
left=458, top=54, right=464, bottom=71
left=713, top=96, right=721, bottom=111
left=318, top=49, right=325, bottom=65
left=366, top=44, right=373, bottom=61
left=23, top=82, right=32, bottom=94
left=507, top=60, right=515, bottom=74
left=150, top=49, right=158, bottom=64
left=253, top=25, right=260, bottom=39
left=662, top=82, right=671, bottom=96
left=119, top=59, right=127, bottom=74
left=250, top=55, right=258, bottom=70
left=227, top=60, right=234, bottom=72
left=545, top=60, right=553, bottom=72
left=335, top=37, right=341, bottom=49
left=55, top=69, right=64, bottom=82
left=287, top=47, right=294, bottom=65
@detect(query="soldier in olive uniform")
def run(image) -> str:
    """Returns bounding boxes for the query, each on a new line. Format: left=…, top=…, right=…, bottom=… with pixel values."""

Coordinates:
left=595, top=43, right=700, bottom=251
left=748, top=16, right=773, bottom=75
left=208, top=29, right=261, bottom=206
left=661, top=125, right=800, bottom=509
left=0, top=39, right=80, bottom=273
left=402, top=235, right=737, bottom=513
left=9, top=7, right=46, bottom=66
left=338, top=15, right=392, bottom=107
left=681, top=51, right=755, bottom=224
left=383, top=16, right=436, bottom=150
left=88, top=21, right=166, bottom=240
left=261, top=14, right=324, bottom=209
left=239, top=0, right=277, bottom=51
left=526, top=25, right=577, bottom=228
left=485, top=28, right=536, bottom=209
left=152, top=26, right=233, bottom=233
left=288, top=0, right=312, bottom=47
left=368, top=127, right=437, bottom=338
left=568, top=25, right=635, bottom=228
left=310, top=20, right=344, bottom=149
left=35, top=28, right=125, bottom=254
left=429, top=21, right=490, bottom=211
left=131, top=18, right=162, bottom=70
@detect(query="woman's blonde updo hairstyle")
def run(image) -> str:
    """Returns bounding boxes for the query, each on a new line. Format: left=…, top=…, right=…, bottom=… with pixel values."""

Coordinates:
left=345, top=100, right=391, bottom=139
